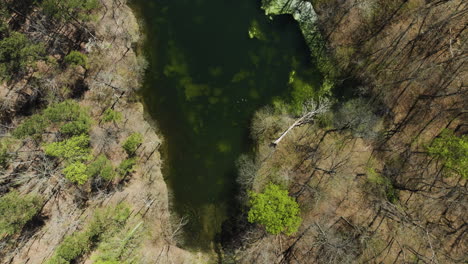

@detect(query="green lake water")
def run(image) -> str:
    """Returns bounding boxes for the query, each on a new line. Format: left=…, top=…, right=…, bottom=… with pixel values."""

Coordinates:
left=132, top=0, right=321, bottom=249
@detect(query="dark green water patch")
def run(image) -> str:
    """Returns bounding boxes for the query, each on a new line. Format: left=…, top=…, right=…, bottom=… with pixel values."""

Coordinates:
left=132, top=0, right=322, bottom=249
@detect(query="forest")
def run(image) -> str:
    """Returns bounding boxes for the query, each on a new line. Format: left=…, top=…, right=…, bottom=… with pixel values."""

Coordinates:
left=0, top=0, right=466, bottom=263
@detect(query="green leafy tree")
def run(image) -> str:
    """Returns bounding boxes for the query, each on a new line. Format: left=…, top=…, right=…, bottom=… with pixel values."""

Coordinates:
left=54, top=232, right=90, bottom=261
left=12, top=114, right=49, bottom=139
left=247, top=183, right=302, bottom=235
left=44, top=100, right=89, bottom=123
left=101, top=108, right=122, bottom=123
left=45, top=100, right=91, bottom=136
left=87, top=155, right=115, bottom=181
left=13, top=100, right=91, bottom=139
left=122, top=133, right=142, bottom=156
left=44, top=134, right=91, bottom=162
left=64, top=51, right=88, bottom=68
left=428, top=129, right=467, bottom=179
left=0, top=191, right=42, bottom=237
left=0, top=31, right=44, bottom=80
left=63, top=162, right=89, bottom=184
left=59, top=118, right=91, bottom=136
left=118, top=158, right=136, bottom=177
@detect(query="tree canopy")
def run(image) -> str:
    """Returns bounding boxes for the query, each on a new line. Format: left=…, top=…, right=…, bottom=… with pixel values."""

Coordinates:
left=248, top=183, right=302, bottom=235
left=44, top=134, right=91, bottom=162
left=0, top=31, right=44, bottom=80
left=122, top=133, right=142, bottom=156
left=0, top=191, right=42, bottom=237
left=428, top=129, right=467, bottom=179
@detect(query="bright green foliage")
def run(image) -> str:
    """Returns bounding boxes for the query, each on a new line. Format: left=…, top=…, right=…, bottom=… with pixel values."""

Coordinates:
left=41, top=0, right=100, bottom=22
left=0, top=31, right=44, bottom=80
left=63, top=162, right=89, bottom=184
left=247, top=184, right=302, bottom=235
left=44, top=134, right=91, bottom=162
left=87, top=155, right=115, bottom=181
left=64, top=51, right=87, bottom=67
left=428, top=130, right=468, bottom=179
left=102, top=108, right=122, bottom=123
left=46, top=204, right=130, bottom=264
left=0, top=191, right=42, bottom=237
left=118, top=158, right=136, bottom=176
left=122, top=133, right=142, bottom=156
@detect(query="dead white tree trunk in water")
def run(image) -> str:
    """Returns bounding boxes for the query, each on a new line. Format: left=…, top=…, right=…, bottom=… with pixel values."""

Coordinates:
left=272, top=99, right=330, bottom=147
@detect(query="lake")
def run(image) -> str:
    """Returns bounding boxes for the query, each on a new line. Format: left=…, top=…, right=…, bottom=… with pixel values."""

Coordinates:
left=132, top=0, right=320, bottom=249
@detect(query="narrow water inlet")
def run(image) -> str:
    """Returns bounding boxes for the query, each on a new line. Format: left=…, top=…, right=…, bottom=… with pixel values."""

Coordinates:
left=132, top=0, right=322, bottom=249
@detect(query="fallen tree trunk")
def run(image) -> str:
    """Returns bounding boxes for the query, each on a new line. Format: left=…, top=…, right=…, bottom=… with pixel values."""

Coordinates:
left=272, top=99, right=329, bottom=146
left=272, top=114, right=308, bottom=146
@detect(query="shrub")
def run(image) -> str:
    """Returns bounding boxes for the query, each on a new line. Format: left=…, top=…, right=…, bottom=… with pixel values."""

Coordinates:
left=64, top=51, right=87, bottom=68
left=247, top=183, right=301, bottom=235
left=87, top=155, right=115, bottom=181
left=427, top=129, right=467, bottom=179
left=0, top=191, right=42, bottom=237
left=118, top=158, right=136, bottom=177
left=44, top=134, right=91, bottom=162
left=63, top=162, right=89, bottom=184
left=101, top=108, right=122, bottom=123
left=122, top=133, right=142, bottom=156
